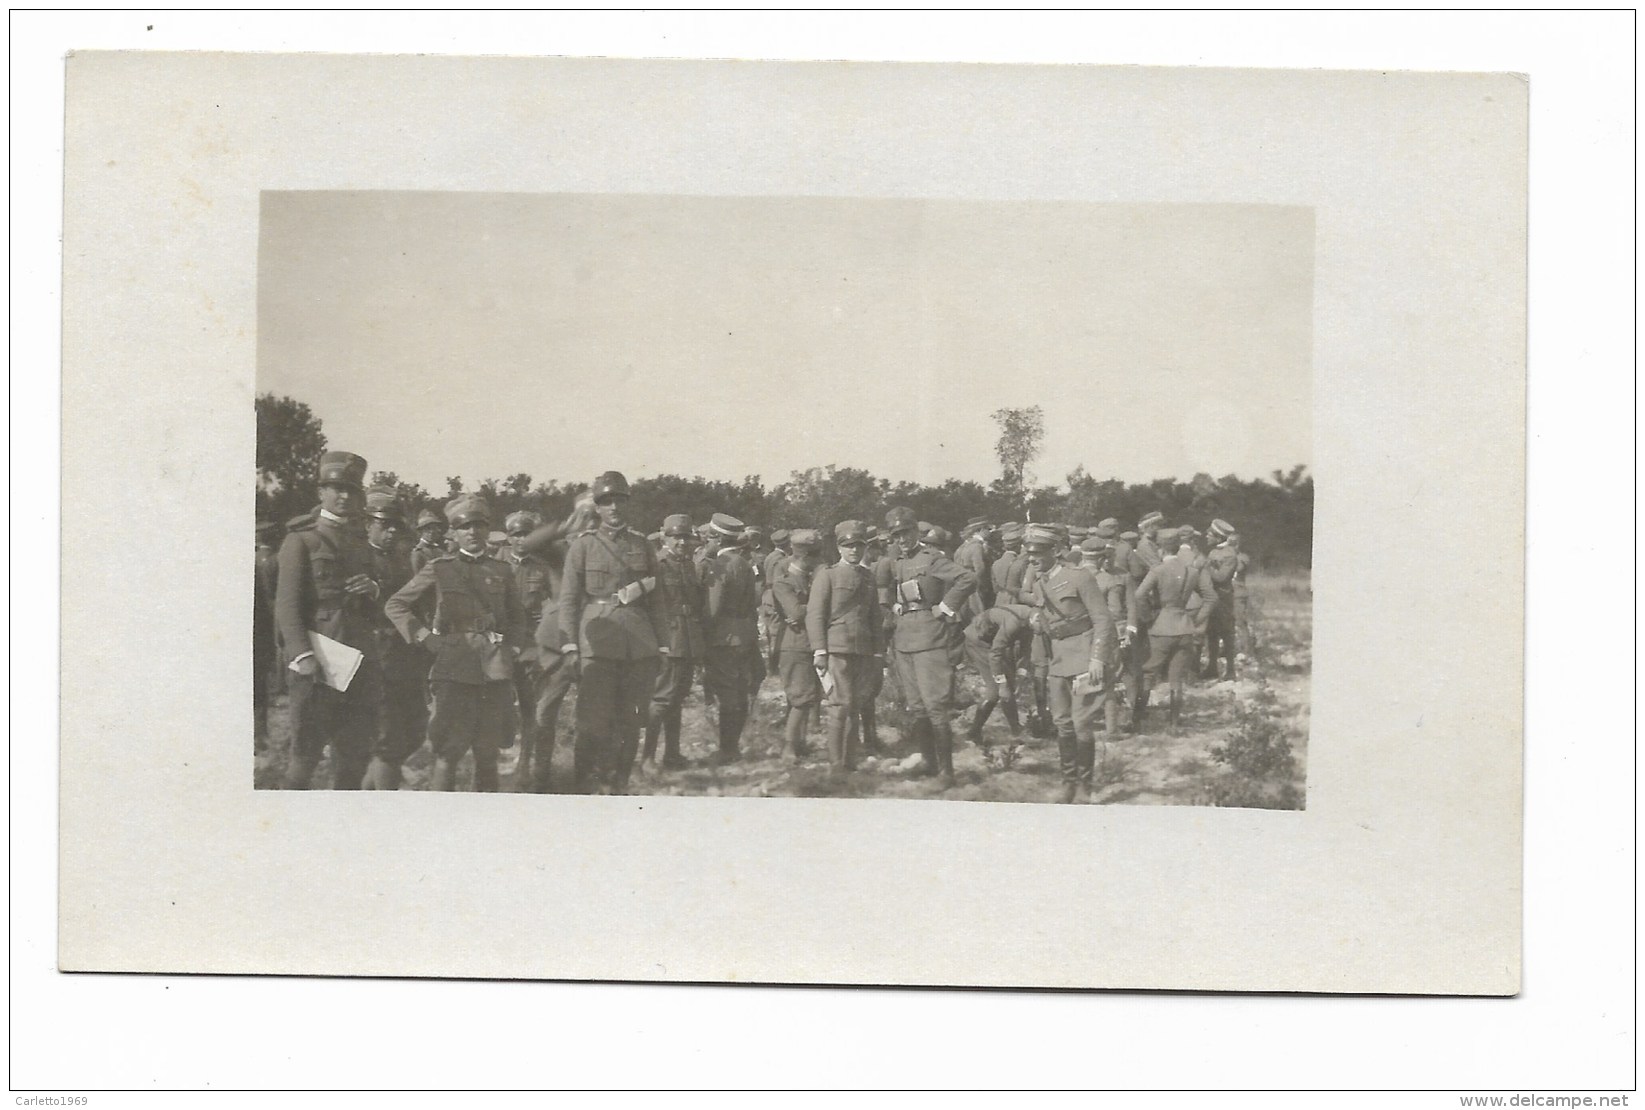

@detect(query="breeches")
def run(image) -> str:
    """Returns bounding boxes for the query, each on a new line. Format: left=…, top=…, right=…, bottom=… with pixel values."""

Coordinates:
left=1144, top=634, right=1195, bottom=685
left=895, top=648, right=955, bottom=723
left=779, top=651, right=821, bottom=709
left=288, top=663, right=381, bottom=769
left=1047, top=674, right=1106, bottom=740
left=428, top=678, right=515, bottom=763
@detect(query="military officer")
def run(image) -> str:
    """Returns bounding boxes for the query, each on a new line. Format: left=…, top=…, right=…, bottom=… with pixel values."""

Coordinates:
left=1080, top=533, right=1139, bottom=736
left=877, top=506, right=975, bottom=788
left=358, top=488, right=430, bottom=790
left=1126, top=513, right=1167, bottom=730
left=1230, top=531, right=1256, bottom=658
left=771, top=529, right=825, bottom=762
left=410, top=508, right=452, bottom=574
left=701, top=513, right=759, bottom=763
left=1022, top=524, right=1118, bottom=803
left=1202, top=518, right=1241, bottom=680
left=962, top=602, right=1034, bottom=747
left=1135, top=528, right=1219, bottom=734
left=848, top=525, right=888, bottom=754
left=274, top=452, right=387, bottom=789
left=955, top=517, right=996, bottom=620
left=991, top=522, right=1024, bottom=605
left=518, top=493, right=596, bottom=792
left=642, top=513, right=706, bottom=771
left=807, top=520, right=883, bottom=772
left=760, top=529, right=792, bottom=676
left=557, top=472, right=663, bottom=794
left=254, top=520, right=282, bottom=751
left=386, top=495, right=527, bottom=791
left=496, top=510, right=556, bottom=786
left=1016, top=536, right=1054, bottom=737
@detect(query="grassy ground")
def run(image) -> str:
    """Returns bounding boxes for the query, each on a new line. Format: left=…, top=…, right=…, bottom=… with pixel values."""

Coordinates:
left=256, top=570, right=1311, bottom=808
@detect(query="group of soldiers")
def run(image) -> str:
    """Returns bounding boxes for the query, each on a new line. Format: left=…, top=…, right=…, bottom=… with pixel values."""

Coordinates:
left=254, top=451, right=1252, bottom=803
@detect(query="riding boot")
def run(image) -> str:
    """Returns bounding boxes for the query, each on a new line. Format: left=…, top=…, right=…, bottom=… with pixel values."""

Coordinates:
left=642, top=711, right=663, bottom=765
left=970, top=699, right=995, bottom=745
left=1075, top=738, right=1096, bottom=802
left=913, top=717, right=938, bottom=776
left=782, top=707, right=806, bottom=763
left=431, top=757, right=458, bottom=792
left=861, top=704, right=882, bottom=753
left=661, top=708, right=685, bottom=768
left=282, top=755, right=317, bottom=790
left=826, top=709, right=848, bottom=771
left=1104, top=692, right=1121, bottom=737
left=1055, top=732, right=1079, bottom=803
left=934, top=721, right=956, bottom=788
left=1001, top=699, right=1022, bottom=736
left=1169, top=688, right=1184, bottom=734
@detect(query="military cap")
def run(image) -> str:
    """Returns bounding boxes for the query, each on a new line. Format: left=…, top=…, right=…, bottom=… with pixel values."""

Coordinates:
left=662, top=513, right=695, bottom=538
left=1022, top=524, right=1058, bottom=550
left=1080, top=535, right=1111, bottom=554
left=416, top=508, right=445, bottom=530
left=1096, top=518, right=1120, bottom=539
left=770, top=528, right=791, bottom=545
left=590, top=471, right=631, bottom=502
left=835, top=520, right=868, bottom=545
left=885, top=507, right=918, bottom=533
left=863, top=524, right=880, bottom=541
left=488, top=531, right=507, bottom=546
left=505, top=510, right=543, bottom=534
left=917, top=520, right=935, bottom=537
left=964, top=515, right=992, bottom=533
left=1069, top=525, right=1091, bottom=540
left=1119, top=530, right=1139, bottom=543
left=710, top=513, right=745, bottom=538
left=1209, top=518, right=1236, bottom=541
left=364, top=487, right=404, bottom=523
left=925, top=525, right=952, bottom=547
left=445, top=495, right=492, bottom=528
left=317, top=451, right=368, bottom=492
left=1157, top=527, right=1180, bottom=547
left=1138, top=510, right=1165, bottom=530
left=999, top=521, right=1024, bottom=542
left=790, top=528, right=821, bottom=549
left=1047, top=523, right=1071, bottom=542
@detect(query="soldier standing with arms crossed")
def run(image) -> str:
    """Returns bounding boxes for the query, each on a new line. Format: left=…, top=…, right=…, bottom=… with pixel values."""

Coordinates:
left=877, top=507, right=975, bottom=788
left=642, top=513, right=706, bottom=772
left=808, top=520, right=882, bottom=773
left=385, top=495, right=529, bottom=791
left=701, top=514, right=760, bottom=764
left=771, top=529, right=825, bottom=762
left=1022, top=524, right=1118, bottom=803
left=275, top=451, right=384, bottom=790
left=361, top=488, right=429, bottom=790
left=557, top=472, right=662, bottom=794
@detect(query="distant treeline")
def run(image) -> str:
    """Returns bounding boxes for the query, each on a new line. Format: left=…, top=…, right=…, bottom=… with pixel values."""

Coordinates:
left=257, top=395, right=1313, bottom=568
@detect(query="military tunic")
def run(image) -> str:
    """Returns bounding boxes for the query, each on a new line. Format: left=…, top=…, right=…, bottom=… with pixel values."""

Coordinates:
left=702, top=546, right=759, bottom=755
left=369, top=539, right=429, bottom=765
left=1028, top=563, right=1118, bottom=783
left=648, top=548, right=707, bottom=755
left=875, top=547, right=974, bottom=725
left=1136, top=554, right=1218, bottom=687
left=772, top=556, right=822, bottom=710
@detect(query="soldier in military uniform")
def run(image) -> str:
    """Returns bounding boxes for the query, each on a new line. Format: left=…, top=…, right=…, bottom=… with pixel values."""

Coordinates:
left=1022, top=524, right=1118, bottom=802
left=410, top=508, right=452, bottom=574
left=1202, top=518, right=1241, bottom=681
left=642, top=513, right=706, bottom=772
left=807, top=520, right=883, bottom=772
left=1126, top=512, right=1167, bottom=731
left=497, top=510, right=554, bottom=786
left=701, top=513, right=759, bottom=764
left=991, top=522, right=1023, bottom=605
left=558, top=472, right=663, bottom=794
left=360, top=488, right=430, bottom=789
left=760, top=529, right=791, bottom=677
left=518, top=493, right=596, bottom=792
left=1016, top=537, right=1055, bottom=737
left=1135, top=528, right=1219, bottom=734
left=385, top=495, right=528, bottom=791
left=1079, top=532, right=1138, bottom=736
left=962, top=602, right=1034, bottom=747
left=848, top=526, right=888, bottom=755
left=877, top=507, right=975, bottom=788
left=771, top=529, right=824, bottom=762
left=274, top=452, right=385, bottom=790
left=254, top=520, right=281, bottom=752
left=955, top=517, right=996, bottom=621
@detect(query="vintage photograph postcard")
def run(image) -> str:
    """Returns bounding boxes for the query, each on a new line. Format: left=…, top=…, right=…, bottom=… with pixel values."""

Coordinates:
left=59, top=52, right=1524, bottom=993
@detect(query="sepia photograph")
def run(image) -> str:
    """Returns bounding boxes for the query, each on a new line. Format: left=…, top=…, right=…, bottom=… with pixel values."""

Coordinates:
left=254, top=192, right=1314, bottom=807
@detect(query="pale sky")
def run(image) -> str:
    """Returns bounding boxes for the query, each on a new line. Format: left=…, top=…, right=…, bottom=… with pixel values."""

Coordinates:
left=258, top=192, right=1311, bottom=491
